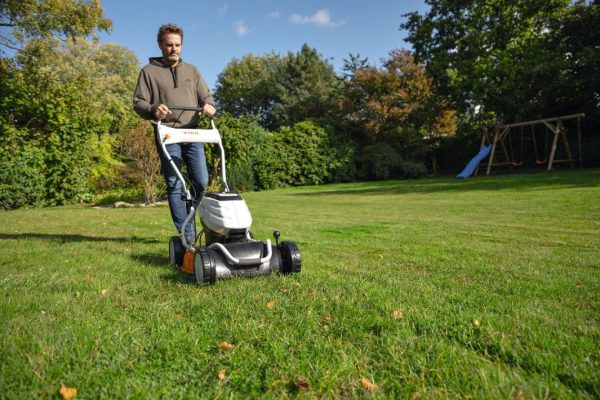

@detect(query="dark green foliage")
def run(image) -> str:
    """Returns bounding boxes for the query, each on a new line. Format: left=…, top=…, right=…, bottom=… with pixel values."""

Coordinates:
left=215, top=44, right=342, bottom=130
left=360, top=142, right=403, bottom=180
left=254, top=120, right=356, bottom=189
left=269, top=44, right=342, bottom=129
left=401, top=0, right=600, bottom=125
left=0, top=139, right=46, bottom=209
left=204, top=113, right=268, bottom=191
left=360, top=142, right=427, bottom=180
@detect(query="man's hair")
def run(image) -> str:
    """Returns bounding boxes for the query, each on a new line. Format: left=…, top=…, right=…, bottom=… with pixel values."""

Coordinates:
left=157, top=24, right=183, bottom=43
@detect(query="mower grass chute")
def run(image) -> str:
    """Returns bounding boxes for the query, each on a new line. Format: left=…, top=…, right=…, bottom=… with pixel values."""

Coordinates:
left=156, top=107, right=301, bottom=284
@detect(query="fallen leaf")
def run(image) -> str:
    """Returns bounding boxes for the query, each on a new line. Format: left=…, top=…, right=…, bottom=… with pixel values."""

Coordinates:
left=320, top=316, right=333, bottom=324
left=218, top=369, right=226, bottom=381
left=280, top=287, right=289, bottom=293
left=100, top=289, right=108, bottom=297
left=86, top=272, right=93, bottom=281
left=360, top=378, right=378, bottom=391
left=59, top=383, right=77, bottom=399
left=295, top=377, right=309, bottom=391
left=391, top=309, right=404, bottom=320
left=218, top=341, right=234, bottom=351
left=575, top=282, right=583, bottom=289
left=266, top=301, right=275, bottom=309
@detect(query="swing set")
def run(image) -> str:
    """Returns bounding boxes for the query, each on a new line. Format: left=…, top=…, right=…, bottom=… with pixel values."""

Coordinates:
left=477, top=113, right=584, bottom=176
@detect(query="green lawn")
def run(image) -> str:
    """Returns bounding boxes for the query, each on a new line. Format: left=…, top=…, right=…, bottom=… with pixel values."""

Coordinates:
left=1, top=170, right=599, bottom=399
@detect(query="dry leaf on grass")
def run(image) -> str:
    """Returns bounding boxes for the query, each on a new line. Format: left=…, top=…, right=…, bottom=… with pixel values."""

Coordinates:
left=320, top=316, right=334, bottom=324
left=295, top=377, right=309, bottom=391
left=266, top=301, right=275, bottom=309
left=59, top=383, right=77, bottom=399
left=391, top=309, right=404, bottom=319
left=360, top=378, right=378, bottom=391
left=218, top=341, right=234, bottom=351
left=218, top=369, right=226, bottom=381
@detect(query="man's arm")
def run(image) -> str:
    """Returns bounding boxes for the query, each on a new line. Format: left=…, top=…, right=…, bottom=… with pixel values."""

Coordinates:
left=133, top=69, right=155, bottom=120
left=195, top=68, right=216, bottom=116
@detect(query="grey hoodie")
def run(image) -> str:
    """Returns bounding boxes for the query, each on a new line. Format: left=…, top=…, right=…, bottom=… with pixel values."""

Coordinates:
left=133, top=57, right=215, bottom=128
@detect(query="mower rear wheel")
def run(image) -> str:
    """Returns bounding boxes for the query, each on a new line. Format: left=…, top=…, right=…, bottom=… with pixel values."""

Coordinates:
left=194, top=248, right=217, bottom=285
left=169, top=236, right=184, bottom=267
left=279, top=241, right=301, bottom=274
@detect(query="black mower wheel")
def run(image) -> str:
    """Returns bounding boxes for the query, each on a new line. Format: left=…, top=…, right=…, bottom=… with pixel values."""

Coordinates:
left=169, top=236, right=184, bottom=267
left=278, top=241, right=301, bottom=274
left=194, top=248, right=217, bottom=285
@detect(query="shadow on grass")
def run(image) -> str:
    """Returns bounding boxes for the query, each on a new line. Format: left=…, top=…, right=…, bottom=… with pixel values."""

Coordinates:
left=0, top=232, right=160, bottom=244
left=131, top=252, right=170, bottom=267
left=131, top=252, right=199, bottom=285
left=293, top=169, right=599, bottom=197
left=0, top=232, right=202, bottom=284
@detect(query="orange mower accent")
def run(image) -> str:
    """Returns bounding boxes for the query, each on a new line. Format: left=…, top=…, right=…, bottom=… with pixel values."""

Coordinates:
left=182, top=250, right=195, bottom=274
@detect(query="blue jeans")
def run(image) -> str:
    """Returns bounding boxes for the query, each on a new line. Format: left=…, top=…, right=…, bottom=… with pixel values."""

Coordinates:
left=155, top=140, right=209, bottom=238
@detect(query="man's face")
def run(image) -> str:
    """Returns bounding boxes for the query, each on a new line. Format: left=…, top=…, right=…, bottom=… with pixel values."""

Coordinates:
left=159, top=33, right=182, bottom=65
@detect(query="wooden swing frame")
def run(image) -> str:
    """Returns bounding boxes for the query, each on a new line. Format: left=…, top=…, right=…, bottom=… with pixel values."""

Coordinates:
left=478, top=113, right=584, bottom=176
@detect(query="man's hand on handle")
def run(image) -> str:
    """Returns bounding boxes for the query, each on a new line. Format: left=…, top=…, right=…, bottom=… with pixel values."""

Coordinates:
left=202, top=104, right=216, bottom=117
left=153, top=104, right=172, bottom=120
left=154, top=103, right=216, bottom=119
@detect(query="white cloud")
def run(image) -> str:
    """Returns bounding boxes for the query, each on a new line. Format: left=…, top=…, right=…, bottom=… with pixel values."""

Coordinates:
left=289, top=9, right=342, bottom=28
left=267, top=10, right=280, bottom=19
left=233, top=20, right=251, bottom=37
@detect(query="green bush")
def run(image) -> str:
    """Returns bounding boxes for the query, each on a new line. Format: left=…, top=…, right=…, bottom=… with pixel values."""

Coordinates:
left=0, top=144, right=47, bottom=210
left=254, top=120, right=356, bottom=189
left=204, top=113, right=267, bottom=191
left=360, top=142, right=403, bottom=180
left=398, top=160, right=428, bottom=178
left=228, top=161, right=256, bottom=192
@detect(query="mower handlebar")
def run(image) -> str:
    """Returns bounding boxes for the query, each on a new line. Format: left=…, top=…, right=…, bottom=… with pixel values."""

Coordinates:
left=166, top=106, right=204, bottom=112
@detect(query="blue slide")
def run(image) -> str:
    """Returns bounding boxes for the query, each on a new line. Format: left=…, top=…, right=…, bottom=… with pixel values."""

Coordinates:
left=456, top=145, right=492, bottom=179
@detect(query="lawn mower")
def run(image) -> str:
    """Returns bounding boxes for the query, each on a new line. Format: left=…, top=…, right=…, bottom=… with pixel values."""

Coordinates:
left=155, top=106, right=301, bottom=284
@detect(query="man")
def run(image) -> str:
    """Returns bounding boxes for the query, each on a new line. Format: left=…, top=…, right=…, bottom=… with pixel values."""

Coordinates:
left=133, top=23, right=216, bottom=244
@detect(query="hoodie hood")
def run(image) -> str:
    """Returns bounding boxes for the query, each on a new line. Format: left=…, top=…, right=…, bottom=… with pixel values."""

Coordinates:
left=149, top=57, right=182, bottom=88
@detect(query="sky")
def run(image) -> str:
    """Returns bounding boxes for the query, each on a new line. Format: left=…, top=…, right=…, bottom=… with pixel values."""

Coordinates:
left=97, top=0, right=429, bottom=91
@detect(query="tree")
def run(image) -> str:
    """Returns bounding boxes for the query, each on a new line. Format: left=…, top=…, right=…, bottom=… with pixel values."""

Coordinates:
left=0, top=0, right=111, bottom=51
left=215, top=44, right=342, bottom=129
left=0, top=37, right=140, bottom=206
left=270, top=44, right=342, bottom=128
left=341, top=52, right=369, bottom=80
left=400, top=0, right=597, bottom=122
left=342, top=49, right=455, bottom=141
left=339, top=49, right=456, bottom=178
left=214, top=54, right=281, bottom=126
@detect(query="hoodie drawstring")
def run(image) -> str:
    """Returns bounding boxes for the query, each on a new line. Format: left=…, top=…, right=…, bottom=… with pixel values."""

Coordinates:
left=171, top=66, right=178, bottom=88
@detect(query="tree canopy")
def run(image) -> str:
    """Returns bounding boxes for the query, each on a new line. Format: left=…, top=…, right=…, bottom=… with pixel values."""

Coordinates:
left=0, top=0, right=111, bottom=51
left=215, top=44, right=341, bottom=129
left=401, top=0, right=599, bottom=123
